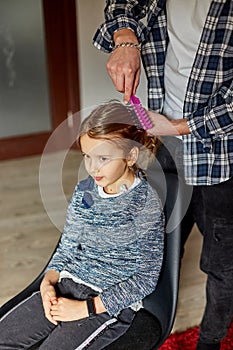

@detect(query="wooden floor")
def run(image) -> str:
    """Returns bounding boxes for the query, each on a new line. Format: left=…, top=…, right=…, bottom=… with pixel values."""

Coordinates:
left=0, top=150, right=206, bottom=333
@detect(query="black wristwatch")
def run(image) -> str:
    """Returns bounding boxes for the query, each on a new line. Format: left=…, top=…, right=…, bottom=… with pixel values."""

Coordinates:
left=86, top=298, right=96, bottom=318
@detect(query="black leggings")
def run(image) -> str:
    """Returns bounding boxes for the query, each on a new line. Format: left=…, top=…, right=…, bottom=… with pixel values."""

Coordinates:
left=0, top=279, right=135, bottom=350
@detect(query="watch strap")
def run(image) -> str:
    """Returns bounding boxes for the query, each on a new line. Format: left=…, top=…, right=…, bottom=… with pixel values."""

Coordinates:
left=86, top=298, right=96, bottom=318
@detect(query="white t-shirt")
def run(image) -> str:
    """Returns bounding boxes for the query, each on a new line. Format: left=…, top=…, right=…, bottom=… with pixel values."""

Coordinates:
left=163, top=0, right=212, bottom=120
left=98, top=176, right=141, bottom=198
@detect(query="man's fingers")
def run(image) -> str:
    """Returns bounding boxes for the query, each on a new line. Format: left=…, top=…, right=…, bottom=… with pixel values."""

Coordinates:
left=124, top=69, right=141, bottom=103
left=124, top=82, right=134, bottom=104
left=106, top=48, right=141, bottom=101
left=115, top=72, right=125, bottom=93
left=132, top=69, right=141, bottom=95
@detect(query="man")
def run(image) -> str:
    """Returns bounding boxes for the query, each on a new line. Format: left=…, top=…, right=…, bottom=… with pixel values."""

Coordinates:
left=93, top=1, right=233, bottom=349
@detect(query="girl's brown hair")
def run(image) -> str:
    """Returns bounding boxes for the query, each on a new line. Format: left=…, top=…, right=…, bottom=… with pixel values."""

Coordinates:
left=78, top=100, right=160, bottom=173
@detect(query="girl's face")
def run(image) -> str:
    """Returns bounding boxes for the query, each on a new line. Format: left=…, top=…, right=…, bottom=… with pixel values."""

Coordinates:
left=80, top=134, right=138, bottom=194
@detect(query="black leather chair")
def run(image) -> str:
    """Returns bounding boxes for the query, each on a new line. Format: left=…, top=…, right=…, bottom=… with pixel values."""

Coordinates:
left=0, top=173, right=181, bottom=350
left=104, top=172, right=182, bottom=350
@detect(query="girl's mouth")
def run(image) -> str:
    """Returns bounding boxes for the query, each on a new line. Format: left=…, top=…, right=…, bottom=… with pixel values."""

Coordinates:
left=94, top=176, right=103, bottom=182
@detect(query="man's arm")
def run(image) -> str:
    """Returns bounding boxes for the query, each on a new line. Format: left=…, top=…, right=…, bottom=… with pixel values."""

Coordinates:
left=93, top=1, right=149, bottom=102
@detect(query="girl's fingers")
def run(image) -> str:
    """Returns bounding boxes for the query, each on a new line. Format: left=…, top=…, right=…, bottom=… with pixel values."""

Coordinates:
left=51, top=297, right=58, bottom=305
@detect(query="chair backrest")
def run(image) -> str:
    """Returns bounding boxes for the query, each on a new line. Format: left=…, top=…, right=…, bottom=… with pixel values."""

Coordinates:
left=144, top=172, right=181, bottom=349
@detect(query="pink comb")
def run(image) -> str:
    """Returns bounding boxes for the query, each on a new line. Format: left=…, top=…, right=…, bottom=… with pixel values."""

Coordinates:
left=129, top=95, right=153, bottom=130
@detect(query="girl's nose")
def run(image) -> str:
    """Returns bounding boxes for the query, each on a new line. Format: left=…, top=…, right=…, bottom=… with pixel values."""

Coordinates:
left=89, top=159, right=100, bottom=174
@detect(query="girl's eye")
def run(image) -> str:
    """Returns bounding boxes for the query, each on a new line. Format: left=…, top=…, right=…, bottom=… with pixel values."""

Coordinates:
left=82, top=153, right=90, bottom=159
left=100, top=156, right=109, bottom=162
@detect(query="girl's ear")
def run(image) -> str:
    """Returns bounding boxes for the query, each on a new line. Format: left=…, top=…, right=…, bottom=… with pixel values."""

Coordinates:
left=127, top=146, right=139, bottom=166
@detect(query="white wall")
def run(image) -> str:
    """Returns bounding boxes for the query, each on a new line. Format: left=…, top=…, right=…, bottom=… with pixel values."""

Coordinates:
left=76, top=0, right=147, bottom=115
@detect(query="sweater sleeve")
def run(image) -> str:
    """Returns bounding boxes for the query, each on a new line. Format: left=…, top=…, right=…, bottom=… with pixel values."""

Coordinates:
left=93, top=0, right=149, bottom=53
left=100, top=186, right=165, bottom=316
left=46, top=185, right=81, bottom=273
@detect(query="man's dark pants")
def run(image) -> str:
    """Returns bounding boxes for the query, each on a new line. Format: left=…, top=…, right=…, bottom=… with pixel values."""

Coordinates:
left=148, top=136, right=233, bottom=344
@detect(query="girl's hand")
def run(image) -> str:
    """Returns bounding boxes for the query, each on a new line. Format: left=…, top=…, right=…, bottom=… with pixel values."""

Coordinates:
left=40, top=270, right=60, bottom=325
left=41, top=285, right=58, bottom=325
left=50, top=298, right=89, bottom=322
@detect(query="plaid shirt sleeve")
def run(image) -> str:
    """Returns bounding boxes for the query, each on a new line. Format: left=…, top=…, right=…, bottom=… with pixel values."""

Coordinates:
left=184, top=0, right=233, bottom=144
left=93, top=0, right=149, bottom=52
left=186, top=83, right=233, bottom=143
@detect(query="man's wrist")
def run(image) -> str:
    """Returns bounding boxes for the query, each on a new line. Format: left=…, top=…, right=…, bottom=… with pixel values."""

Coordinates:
left=171, top=119, right=190, bottom=136
left=113, top=28, right=139, bottom=45
left=113, top=42, right=141, bottom=51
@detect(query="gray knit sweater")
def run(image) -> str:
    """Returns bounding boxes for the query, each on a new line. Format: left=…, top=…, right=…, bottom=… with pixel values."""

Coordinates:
left=47, top=176, right=164, bottom=316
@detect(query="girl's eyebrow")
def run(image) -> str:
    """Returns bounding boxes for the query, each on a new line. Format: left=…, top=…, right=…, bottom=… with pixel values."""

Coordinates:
left=81, top=151, right=112, bottom=157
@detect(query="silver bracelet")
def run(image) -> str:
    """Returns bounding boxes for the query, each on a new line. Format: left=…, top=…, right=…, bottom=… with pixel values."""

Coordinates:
left=113, top=42, right=141, bottom=51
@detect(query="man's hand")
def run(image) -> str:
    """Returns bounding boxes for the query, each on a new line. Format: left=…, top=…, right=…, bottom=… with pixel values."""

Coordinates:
left=147, top=111, right=190, bottom=136
left=107, top=29, right=141, bottom=103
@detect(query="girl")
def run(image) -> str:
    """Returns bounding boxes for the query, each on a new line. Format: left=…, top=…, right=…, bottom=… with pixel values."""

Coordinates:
left=0, top=100, right=164, bottom=350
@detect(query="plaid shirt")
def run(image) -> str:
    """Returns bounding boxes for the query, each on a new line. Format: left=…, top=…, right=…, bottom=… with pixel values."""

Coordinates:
left=93, top=0, right=233, bottom=185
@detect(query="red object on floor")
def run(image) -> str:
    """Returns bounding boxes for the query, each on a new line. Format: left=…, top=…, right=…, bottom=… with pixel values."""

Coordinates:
left=159, top=321, right=233, bottom=350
